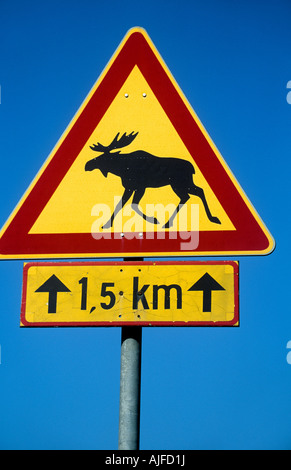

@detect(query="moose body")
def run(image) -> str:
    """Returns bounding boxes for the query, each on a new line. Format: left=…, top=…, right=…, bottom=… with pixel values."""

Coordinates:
left=85, top=132, right=221, bottom=229
left=87, top=150, right=195, bottom=189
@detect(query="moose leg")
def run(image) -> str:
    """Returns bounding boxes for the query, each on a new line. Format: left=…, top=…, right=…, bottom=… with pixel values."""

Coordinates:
left=163, top=192, right=190, bottom=229
left=190, top=185, right=221, bottom=224
left=131, top=189, right=159, bottom=224
left=102, top=188, right=134, bottom=229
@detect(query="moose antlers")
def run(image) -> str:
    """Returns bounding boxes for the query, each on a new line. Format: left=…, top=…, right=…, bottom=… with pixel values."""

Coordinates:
left=90, top=131, right=138, bottom=153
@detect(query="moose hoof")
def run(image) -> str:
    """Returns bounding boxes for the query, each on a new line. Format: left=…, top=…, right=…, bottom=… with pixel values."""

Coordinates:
left=101, top=222, right=112, bottom=230
left=211, top=216, right=221, bottom=224
left=162, top=221, right=171, bottom=229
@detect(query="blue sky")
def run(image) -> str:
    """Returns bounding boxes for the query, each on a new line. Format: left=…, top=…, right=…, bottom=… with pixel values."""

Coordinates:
left=0, top=0, right=290, bottom=450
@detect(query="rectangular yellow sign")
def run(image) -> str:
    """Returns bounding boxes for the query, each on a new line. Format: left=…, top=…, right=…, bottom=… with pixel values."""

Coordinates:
left=21, top=261, right=239, bottom=327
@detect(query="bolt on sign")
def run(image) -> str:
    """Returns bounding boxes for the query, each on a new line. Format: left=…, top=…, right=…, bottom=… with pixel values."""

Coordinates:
left=0, top=28, right=274, bottom=258
left=20, top=261, right=239, bottom=327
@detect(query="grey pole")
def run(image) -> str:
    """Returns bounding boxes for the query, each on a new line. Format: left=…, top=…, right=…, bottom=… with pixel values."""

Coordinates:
left=118, top=326, right=142, bottom=450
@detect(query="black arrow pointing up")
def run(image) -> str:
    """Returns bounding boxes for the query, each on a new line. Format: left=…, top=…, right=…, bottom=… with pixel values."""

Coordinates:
left=35, top=275, right=71, bottom=313
left=188, top=272, right=225, bottom=312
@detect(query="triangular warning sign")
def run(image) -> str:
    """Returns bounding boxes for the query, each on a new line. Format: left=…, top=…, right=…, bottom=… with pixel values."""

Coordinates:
left=0, top=28, right=274, bottom=258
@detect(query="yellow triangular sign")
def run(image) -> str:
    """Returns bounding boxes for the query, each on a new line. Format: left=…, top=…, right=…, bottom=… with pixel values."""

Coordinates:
left=0, top=28, right=274, bottom=258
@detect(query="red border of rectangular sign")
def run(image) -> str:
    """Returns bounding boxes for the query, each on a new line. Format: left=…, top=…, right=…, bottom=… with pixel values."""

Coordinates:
left=20, top=261, right=239, bottom=327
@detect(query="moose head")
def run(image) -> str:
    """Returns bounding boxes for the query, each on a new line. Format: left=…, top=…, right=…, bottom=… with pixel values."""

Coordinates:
left=84, top=131, right=138, bottom=173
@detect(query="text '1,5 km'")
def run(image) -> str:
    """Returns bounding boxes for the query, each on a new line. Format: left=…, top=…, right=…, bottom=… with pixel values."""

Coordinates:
left=21, top=261, right=239, bottom=327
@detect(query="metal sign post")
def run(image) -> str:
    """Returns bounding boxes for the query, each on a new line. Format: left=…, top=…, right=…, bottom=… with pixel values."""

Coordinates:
left=118, top=326, right=142, bottom=450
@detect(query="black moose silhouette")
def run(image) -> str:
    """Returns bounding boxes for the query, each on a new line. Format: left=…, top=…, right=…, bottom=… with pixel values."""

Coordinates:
left=85, top=132, right=221, bottom=229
